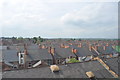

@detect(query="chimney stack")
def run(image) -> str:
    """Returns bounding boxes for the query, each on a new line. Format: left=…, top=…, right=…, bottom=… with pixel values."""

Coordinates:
left=72, top=48, right=74, bottom=53
left=48, top=47, right=52, bottom=53
left=69, top=43, right=72, bottom=45
left=103, top=46, right=106, bottom=50
left=48, top=47, right=55, bottom=55
left=42, top=45, right=46, bottom=49
left=64, top=46, right=69, bottom=48
left=38, top=44, right=42, bottom=49
left=72, top=48, right=77, bottom=54
left=106, top=43, right=109, bottom=46
left=74, top=49, right=77, bottom=53
left=94, top=45, right=98, bottom=51
left=89, top=44, right=92, bottom=51
left=78, top=43, right=82, bottom=48
left=24, top=49, right=28, bottom=55
left=24, top=44, right=28, bottom=55
left=48, top=47, right=56, bottom=64
left=60, top=44, right=64, bottom=48
left=60, top=43, right=69, bottom=48
left=51, top=48, right=55, bottom=55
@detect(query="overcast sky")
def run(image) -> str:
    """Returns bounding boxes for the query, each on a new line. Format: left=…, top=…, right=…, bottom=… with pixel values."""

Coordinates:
left=0, top=0, right=118, bottom=38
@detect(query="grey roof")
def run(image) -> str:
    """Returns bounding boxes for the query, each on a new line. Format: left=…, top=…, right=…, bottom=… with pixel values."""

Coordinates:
left=98, top=45, right=117, bottom=55
left=55, top=48, right=76, bottom=58
left=27, top=49, right=52, bottom=61
left=102, top=57, right=119, bottom=74
left=2, top=50, right=18, bottom=62
left=2, top=60, right=114, bottom=78
left=8, top=45, right=39, bottom=50
left=69, top=45, right=96, bottom=57
left=2, top=49, right=52, bottom=62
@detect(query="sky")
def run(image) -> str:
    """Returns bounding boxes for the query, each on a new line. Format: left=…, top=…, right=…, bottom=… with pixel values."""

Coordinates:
left=0, top=0, right=119, bottom=38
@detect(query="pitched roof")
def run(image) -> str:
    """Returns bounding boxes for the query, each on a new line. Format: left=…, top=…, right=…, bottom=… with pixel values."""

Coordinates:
left=2, top=60, right=114, bottom=78
left=102, top=57, right=119, bottom=74
left=98, top=45, right=117, bottom=54
left=2, top=49, right=52, bottom=62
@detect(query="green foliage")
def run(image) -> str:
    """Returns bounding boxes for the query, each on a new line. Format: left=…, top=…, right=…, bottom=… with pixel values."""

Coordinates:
left=33, top=36, right=44, bottom=43
left=12, top=37, right=17, bottom=40
left=70, top=38, right=76, bottom=41
left=33, top=37, right=37, bottom=43
left=115, top=46, right=120, bottom=53
left=68, top=58, right=80, bottom=63
left=78, top=39, right=81, bottom=41
left=17, top=37, right=23, bottom=40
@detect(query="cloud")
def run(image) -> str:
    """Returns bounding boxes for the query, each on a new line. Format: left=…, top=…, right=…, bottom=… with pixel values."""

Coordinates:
left=61, top=3, right=117, bottom=28
left=1, top=1, right=118, bottom=38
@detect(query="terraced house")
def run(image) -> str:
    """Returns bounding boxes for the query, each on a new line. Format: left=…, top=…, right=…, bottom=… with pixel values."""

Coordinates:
left=0, top=38, right=119, bottom=79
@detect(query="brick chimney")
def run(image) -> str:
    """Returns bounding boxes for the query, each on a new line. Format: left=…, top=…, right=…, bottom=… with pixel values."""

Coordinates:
left=94, top=45, right=98, bottom=51
left=78, top=43, right=82, bottom=47
left=42, top=45, right=45, bottom=49
left=60, top=44, right=64, bottom=48
left=89, top=44, right=92, bottom=51
left=38, top=44, right=42, bottom=49
left=24, top=49, right=28, bottom=55
left=72, top=48, right=74, bottom=53
left=24, top=44, right=28, bottom=55
left=74, top=49, right=77, bottom=53
left=48, top=47, right=55, bottom=55
left=48, top=47, right=56, bottom=64
left=64, top=45, right=69, bottom=48
left=106, top=43, right=109, bottom=46
left=71, top=48, right=77, bottom=54
left=48, top=47, right=52, bottom=53
left=51, top=48, right=55, bottom=55
left=103, top=46, right=106, bottom=50
left=69, top=43, right=72, bottom=45
left=97, top=43, right=100, bottom=46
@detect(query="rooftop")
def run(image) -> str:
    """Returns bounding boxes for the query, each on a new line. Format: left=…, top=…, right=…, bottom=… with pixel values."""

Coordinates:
left=2, top=60, right=114, bottom=78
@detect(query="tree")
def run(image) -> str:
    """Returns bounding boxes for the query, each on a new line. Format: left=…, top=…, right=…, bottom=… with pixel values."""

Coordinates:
left=33, top=37, right=37, bottom=43
left=17, top=37, right=23, bottom=40
left=33, top=36, right=44, bottom=44
left=12, top=36, right=17, bottom=43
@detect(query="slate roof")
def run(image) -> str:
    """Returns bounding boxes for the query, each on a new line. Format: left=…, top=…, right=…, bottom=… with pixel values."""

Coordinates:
left=69, top=44, right=96, bottom=57
left=2, top=49, right=52, bottom=62
left=1, top=41, right=118, bottom=62
left=97, top=45, right=117, bottom=55
left=2, top=60, right=114, bottom=78
left=54, top=48, right=76, bottom=58
left=102, top=57, right=119, bottom=74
